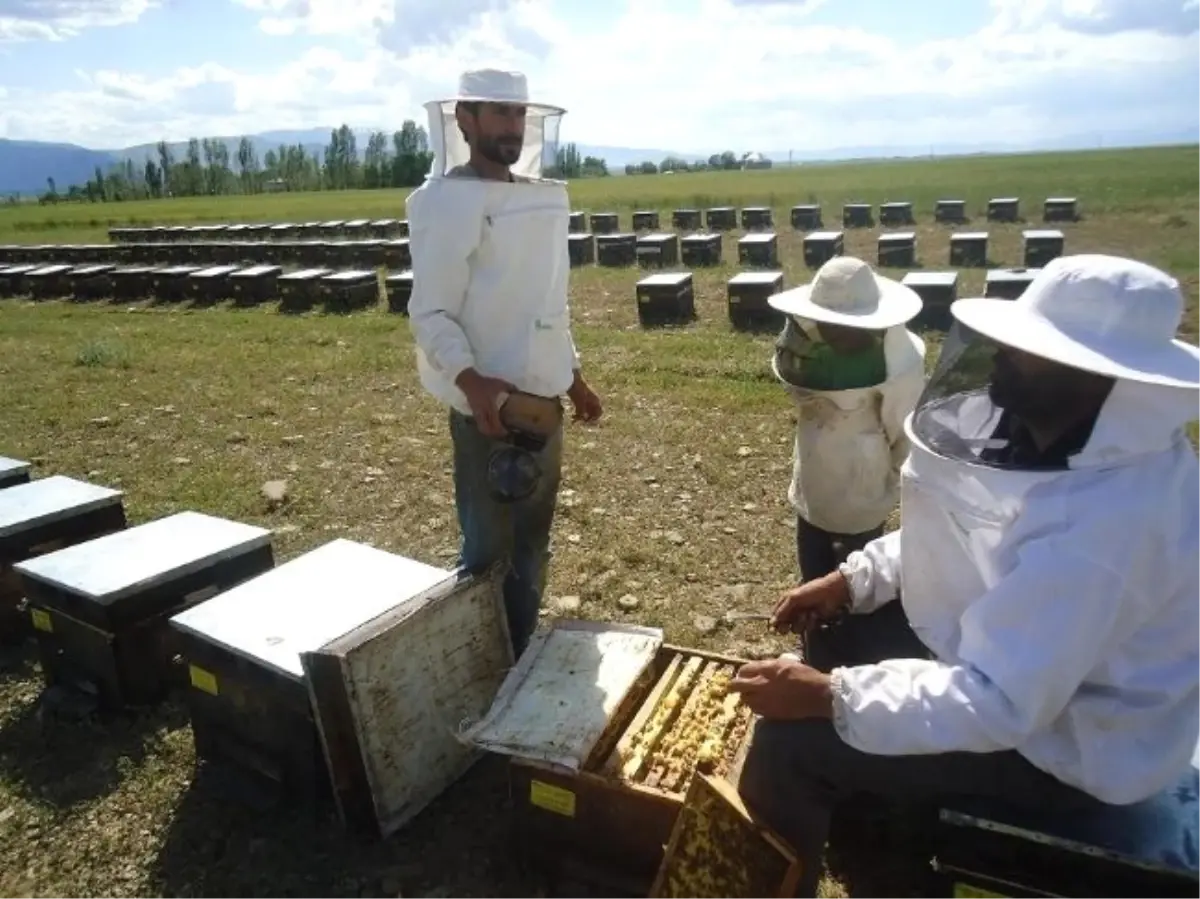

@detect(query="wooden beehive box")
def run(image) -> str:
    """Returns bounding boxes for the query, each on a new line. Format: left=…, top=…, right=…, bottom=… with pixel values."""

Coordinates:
left=590, top=212, right=620, bottom=235
left=632, top=210, right=660, bottom=231
left=27, top=264, right=75, bottom=301
left=169, top=540, right=475, bottom=813
left=230, top=264, right=282, bottom=306
left=949, top=231, right=989, bottom=267
left=728, top=271, right=785, bottom=332
left=369, top=218, right=402, bottom=239
left=984, top=267, right=1041, bottom=300
left=902, top=270, right=959, bottom=330
left=110, top=266, right=159, bottom=301
left=673, top=209, right=703, bottom=231
left=320, top=269, right=378, bottom=312
left=385, top=271, right=414, bottom=314
left=803, top=231, right=845, bottom=268
left=278, top=268, right=333, bottom=312
left=16, top=511, right=273, bottom=710
left=879, top=202, right=915, bottom=226
left=877, top=231, right=917, bottom=268
left=637, top=233, right=680, bottom=268
left=568, top=211, right=587, bottom=233
left=0, top=457, right=31, bottom=491
left=1023, top=229, right=1065, bottom=268
left=0, top=264, right=39, bottom=298
left=187, top=264, right=241, bottom=304
left=705, top=207, right=736, bottom=231
left=343, top=219, right=371, bottom=239
left=987, top=197, right=1020, bottom=222
left=790, top=204, right=822, bottom=231
left=842, top=203, right=873, bottom=228
left=936, top=199, right=967, bottom=223
left=738, top=233, right=778, bottom=267
left=318, top=220, right=346, bottom=238
left=597, top=233, right=637, bottom=268
left=0, top=476, right=127, bottom=647
left=680, top=233, right=722, bottom=267
left=152, top=264, right=203, bottom=302
left=741, top=207, right=773, bottom=231
left=382, top=239, right=412, bottom=269
left=1043, top=197, right=1079, bottom=223
left=636, top=272, right=695, bottom=326
left=269, top=223, right=297, bottom=240
left=497, top=629, right=758, bottom=894
left=568, top=233, right=595, bottom=267
left=69, top=264, right=116, bottom=302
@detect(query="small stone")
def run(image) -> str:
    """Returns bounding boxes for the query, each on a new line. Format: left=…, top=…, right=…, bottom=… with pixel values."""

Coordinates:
left=567, top=533, right=581, bottom=544
left=693, top=614, right=719, bottom=635
left=261, top=480, right=289, bottom=508
left=285, top=462, right=300, bottom=473
left=90, top=416, right=112, bottom=427
left=172, top=456, right=190, bottom=465
left=552, top=595, right=582, bottom=614
left=666, top=530, right=685, bottom=545
left=742, top=502, right=757, bottom=511
left=617, top=594, right=639, bottom=611
left=366, top=466, right=385, bottom=477
left=281, top=434, right=304, bottom=444
left=737, top=445, right=753, bottom=457
left=227, top=432, right=249, bottom=444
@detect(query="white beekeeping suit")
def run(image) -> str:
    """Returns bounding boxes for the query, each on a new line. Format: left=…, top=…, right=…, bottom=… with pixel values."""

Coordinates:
left=405, top=70, right=580, bottom=414
left=834, top=254, right=1200, bottom=805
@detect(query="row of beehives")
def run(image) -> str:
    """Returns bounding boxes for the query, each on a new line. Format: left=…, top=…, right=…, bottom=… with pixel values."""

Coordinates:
left=577, top=196, right=1081, bottom=235
left=0, top=260, right=414, bottom=315
left=0, top=237, right=412, bottom=271
left=0, top=461, right=770, bottom=891
left=633, top=264, right=1038, bottom=332
left=107, top=218, right=409, bottom=244
left=574, top=227, right=1067, bottom=272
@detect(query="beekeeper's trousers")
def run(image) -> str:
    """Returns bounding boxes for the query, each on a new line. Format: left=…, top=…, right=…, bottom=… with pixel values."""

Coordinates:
left=737, top=601, right=1095, bottom=897
left=449, top=409, right=564, bottom=658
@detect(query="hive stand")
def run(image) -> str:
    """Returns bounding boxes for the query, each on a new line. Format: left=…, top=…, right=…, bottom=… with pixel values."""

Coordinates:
left=680, top=233, right=723, bottom=267
left=741, top=207, right=773, bottom=231
left=727, top=271, right=785, bottom=332
left=385, top=270, right=414, bottom=314
left=803, top=231, right=845, bottom=268
left=706, top=207, right=737, bottom=231
left=902, top=270, right=959, bottom=331
left=843, top=203, right=874, bottom=228
left=568, top=234, right=596, bottom=267
left=987, top=197, right=1020, bottom=223
left=0, top=476, right=126, bottom=648
left=16, top=511, right=274, bottom=711
left=790, top=205, right=822, bottom=231
left=168, top=539, right=453, bottom=810
left=1023, top=229, right=1065, bottom=268
left=278, top=268, right=333, bottom=312
left=949, top=232, right=989, bottom=268
left=878, top=232, right=917, bottom=269
left=738, top=233, right=778, bottom=268
left=879, top=202, right=915, bottom=227
left=636, top=233, right=681, bottom=269
left=69, top=264, right=117, bottom=302
left=153, top=265, right=204, bottom=303
left=932, top=750, right=1199, bottom=898
left=636, top=273, right=696, bottom=327
left=109, top=266, right=160, bottom=302
left=230, top=265, right=283, bottom=306
left=568, top=211, right=587, bottom=233
left=632, top=211, right=661, bottom=232
left=188, top=265, right=242, bottom=305
left=984, top=267, right=1041, bottom=300
left=0, top=457, right=31, bottom=491
left=590, top=212, right=620, bottom=235
left=597, top=234, right=638, bottom=268
left=673, top=209, right=703, bottom=231
left=27, top=264, right=75, bottom=301
left=935, top=199, right=967, bottom=224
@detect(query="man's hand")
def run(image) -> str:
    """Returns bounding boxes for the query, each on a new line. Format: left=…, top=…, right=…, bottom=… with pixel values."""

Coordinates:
left=566, top=371, right=603, bottom=424
left=771, top=571, right=851, bottom=635
left=728, top=657, right=834, bottom=720
left=456, top=368, right=516, bottom=438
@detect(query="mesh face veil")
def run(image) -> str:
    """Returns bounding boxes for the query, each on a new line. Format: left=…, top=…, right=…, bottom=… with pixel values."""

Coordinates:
left=424, top=98, right=564, bottom=181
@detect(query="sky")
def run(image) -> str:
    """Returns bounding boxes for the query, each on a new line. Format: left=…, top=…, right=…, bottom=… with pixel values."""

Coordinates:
left=0, top=0, right=1196, bottom=153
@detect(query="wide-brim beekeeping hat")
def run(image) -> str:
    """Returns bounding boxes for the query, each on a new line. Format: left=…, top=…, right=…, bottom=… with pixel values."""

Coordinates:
left=768, top=256, right=923, bottom=330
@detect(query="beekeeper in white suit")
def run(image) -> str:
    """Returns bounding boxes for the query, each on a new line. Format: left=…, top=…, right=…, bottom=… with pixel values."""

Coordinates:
left=731, top=254, right=1200, bottom=897
left=406, top=70, right=603, bottom=658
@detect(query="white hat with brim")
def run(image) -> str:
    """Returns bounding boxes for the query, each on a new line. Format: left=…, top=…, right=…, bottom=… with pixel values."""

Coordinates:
left=952, top=254, right=1200, bottom=390
left=430, top=68, right=565, bottom=117
left=767, top=256, right=923, bottom=329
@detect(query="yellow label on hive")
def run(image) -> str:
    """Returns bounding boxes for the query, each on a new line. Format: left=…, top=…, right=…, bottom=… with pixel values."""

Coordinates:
left=30, top=608, right=53, bottom=633
left=529, top=780, right=576, bottom=817
left=188, top=664, right=219, bottom=696
left=953, top=883, right=1007, bottom=898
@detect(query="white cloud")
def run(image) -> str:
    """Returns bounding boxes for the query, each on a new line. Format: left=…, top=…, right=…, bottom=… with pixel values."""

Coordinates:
left=0, top=0, right=158, bottom=42
left=0, top=0, right=1196, bottom=153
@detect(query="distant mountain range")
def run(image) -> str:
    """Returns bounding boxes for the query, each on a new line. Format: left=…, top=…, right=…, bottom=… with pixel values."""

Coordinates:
left=1, top=125, right=1196, bottom=195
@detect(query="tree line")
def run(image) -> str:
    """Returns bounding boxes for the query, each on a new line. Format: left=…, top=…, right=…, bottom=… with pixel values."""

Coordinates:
left=41, top=124, right=609, bottom=203
left=623, top=151, right=770, bottom=175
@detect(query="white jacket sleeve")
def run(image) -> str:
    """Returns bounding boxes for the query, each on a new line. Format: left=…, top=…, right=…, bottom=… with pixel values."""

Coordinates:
left=407, top=197, right=482, bottom=384
left=881, top=367, right=924, bottom=472
left=841, top=529, right=902, bottom=614
left=831, top=536, right=1131, bottom=756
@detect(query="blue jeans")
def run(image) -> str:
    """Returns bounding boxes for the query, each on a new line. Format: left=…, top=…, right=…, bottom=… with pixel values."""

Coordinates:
left=449, top=409, right=563, bottom=658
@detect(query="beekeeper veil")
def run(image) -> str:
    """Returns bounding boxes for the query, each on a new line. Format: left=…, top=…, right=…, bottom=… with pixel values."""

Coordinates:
left=912, top=254, right=1200, bottom=470
left=424, top=69, right=564, bottom=180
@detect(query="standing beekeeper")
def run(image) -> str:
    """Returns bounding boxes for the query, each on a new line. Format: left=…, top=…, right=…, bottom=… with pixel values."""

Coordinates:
left=406, top=69, right=603, bottom=658
left=732, top=254, right=1200, bottom=897
left=768, top=256, right=926, bottom=586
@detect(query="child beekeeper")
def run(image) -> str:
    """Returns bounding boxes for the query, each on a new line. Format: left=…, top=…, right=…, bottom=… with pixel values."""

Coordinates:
left=768, top=255, right=926, bottom=584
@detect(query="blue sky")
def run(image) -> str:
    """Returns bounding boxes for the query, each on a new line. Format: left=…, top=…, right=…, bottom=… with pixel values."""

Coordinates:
left=0, top=0, right=1196, bottom=152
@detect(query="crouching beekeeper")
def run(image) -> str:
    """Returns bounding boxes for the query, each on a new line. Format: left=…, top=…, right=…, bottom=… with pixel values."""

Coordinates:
left=768, top=255, right=927, bottom=585
left=731, top=254, right=1200, bottom=897
left=405, top=69, right=603, bottom=658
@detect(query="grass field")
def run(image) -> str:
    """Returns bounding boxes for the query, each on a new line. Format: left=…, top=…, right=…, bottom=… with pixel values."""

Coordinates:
left=0, top=144, right=1196, bottom=898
